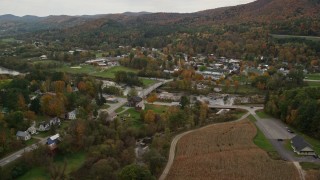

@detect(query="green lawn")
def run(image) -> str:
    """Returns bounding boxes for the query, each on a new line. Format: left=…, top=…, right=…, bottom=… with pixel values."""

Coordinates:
left=115, top=105, right=126, bottom=113
left=55, top=65, right=98, bottom=75
left=248, top=114, right=257, bottom=122
left=222, top=85, right=263, bottom=94
left=141, top=78, right=157, bottom=87
left=17, top=167, right=49, bottom=180
left=300, top=162, right=320, bottom=170
left=56, top=65, right=139, bottom=80
left=145, top=104, right=168, bottom=114
left=119, top=108, right=143, bottom=128
left=307, top=81, right=320, bottom=87
left=93, top=66, right=138, bottom=79
left=270, top=34, right=320, bottom=42
left=1, top=38, right=16, bottom=43
left=54, top=152, right=86, bottom=174
left=249, top=117, right=280, bottom=160
left=25, top=138, right=40, bottom=146
left=305, top=73, right=320, bottom=80
left=18, top=152, right=86, bottom=180
left=101, top=104, right=111, bottom=109
left=255, top=110, right=271, bottom=119
left=0, top=79, right=12, bottom=89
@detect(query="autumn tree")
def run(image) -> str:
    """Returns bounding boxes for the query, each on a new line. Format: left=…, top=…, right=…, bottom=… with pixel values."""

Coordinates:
left=145, top=110, right=156, bottom=124
left=147, top=93, right=157, bottom=103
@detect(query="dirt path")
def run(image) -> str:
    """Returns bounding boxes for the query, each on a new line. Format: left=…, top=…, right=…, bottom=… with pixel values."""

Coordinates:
left=158, top=112, right=250, bottom=180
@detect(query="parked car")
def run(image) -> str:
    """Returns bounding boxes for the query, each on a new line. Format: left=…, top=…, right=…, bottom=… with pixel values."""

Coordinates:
left=277, top=139, right=283, bottom=141
left=287, top=129, right=294, bottom=133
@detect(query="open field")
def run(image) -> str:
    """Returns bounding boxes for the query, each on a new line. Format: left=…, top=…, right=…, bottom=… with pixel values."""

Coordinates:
left=55, top=65, right=154, bottom=85
left=307, top=81, right=320, bottom=87
left=166, top=120, right=299, bottom=180
left=18, top=152, right=86, bottom=180
left=270, top=34, right=320, bottom=42
left=306, top=73, right=320, bottom=80
left=145, top=104, right=168, bottom=114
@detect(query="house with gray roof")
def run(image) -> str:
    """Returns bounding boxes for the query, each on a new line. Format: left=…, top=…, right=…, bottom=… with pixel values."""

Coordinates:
left=16, top=131, right=31, bottom=141
left=291, top=135, right=315, bottom=156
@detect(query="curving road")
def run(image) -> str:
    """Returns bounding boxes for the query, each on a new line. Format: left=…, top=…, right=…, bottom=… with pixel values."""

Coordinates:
left=159, top=110, right=250, bottom=180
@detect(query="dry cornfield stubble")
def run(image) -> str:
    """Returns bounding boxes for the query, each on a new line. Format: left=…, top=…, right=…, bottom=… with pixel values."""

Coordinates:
left=166, top=120, right=300, bottom=180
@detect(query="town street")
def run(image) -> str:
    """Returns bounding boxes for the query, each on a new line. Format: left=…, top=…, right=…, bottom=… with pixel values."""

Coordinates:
left=0, top=137, right=48, bottom=167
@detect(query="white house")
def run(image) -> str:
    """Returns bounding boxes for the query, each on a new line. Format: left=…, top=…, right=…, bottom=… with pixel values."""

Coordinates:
left=16, top=131, right=31, bottom=141
left=27, top=126, right=37, bottom=135
left=39, top=55, right=48, bottom=60
left=66, top=110, right=77, bottom=120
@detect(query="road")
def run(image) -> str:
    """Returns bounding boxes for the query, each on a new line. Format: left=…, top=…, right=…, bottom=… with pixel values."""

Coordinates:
left=0, top=137, right=47, bottom=167
left=0, top=79, right=173, bottom=167
left=100, top=78, right=173, bottom=114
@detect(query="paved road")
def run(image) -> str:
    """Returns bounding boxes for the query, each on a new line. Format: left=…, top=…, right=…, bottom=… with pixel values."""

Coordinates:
left=100, top=79, right=173, bottom=115
left=0, top=137, right=47, bottom=167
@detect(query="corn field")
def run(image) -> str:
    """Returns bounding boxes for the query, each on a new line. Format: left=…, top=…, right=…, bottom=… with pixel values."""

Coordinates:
left=166, top=120, right=300, bottom=180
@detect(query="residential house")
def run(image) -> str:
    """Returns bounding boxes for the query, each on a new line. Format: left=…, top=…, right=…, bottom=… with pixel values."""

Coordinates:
left=291, top=135, right=316, bottom=156
left=37, top=117, right=60, bottom=132
left=128, top=96, right=143, bottom=107
left=136, top=101, right=145, bottom=111
left=65, top=110, right=77, bottom=120
left=49, top=117, right=61, bottom=126
left=37, top=121, right=51, bottom=132
left=27, top=126, right=37, bottom=135
left=16, top=131, right=31, bottom=141
left=39, top=55, right=48, bottom=60
left=47, top=134, right=60, bottom=150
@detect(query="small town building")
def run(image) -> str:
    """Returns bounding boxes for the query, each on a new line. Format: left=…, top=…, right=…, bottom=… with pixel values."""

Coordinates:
left=47, top=134, right=60, bottom=150
left=27, top=126, right=37, bottom=135
left=16, top=131, right=31, bottom=141
left=128, top=96, right=143, bottom=107
left=65, top=110, right=77, bottom=120
left=291, top=135, right=315, bottom=156
left=136, top=101, right=145, bottom=111
left=39, top=55, right=48, bottom=60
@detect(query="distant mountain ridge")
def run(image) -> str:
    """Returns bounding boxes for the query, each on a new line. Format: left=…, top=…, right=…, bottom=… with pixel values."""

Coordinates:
left=0, top=0, right=319, bottom=38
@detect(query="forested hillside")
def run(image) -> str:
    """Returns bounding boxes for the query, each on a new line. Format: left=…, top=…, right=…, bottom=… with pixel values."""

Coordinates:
left=265, top=87, right=320, bottom=138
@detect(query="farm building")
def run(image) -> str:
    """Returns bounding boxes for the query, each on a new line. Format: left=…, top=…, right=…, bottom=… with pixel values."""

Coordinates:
left=291, top=135, right=315, bottom=156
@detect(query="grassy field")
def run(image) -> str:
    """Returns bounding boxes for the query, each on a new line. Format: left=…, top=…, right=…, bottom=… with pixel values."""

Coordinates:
left=222, top=84, right=263, bottom=95
left=119, top=108, right=143, bottom=128
left=270, top=34, right=320, bottom=42
left=307, top=81, right=320, bottom=87
left=300, top=162, right=320, bottom=170
left=141, top=78, right=157, bottom=87
left=93, top=66, right=138, bottom=79
left=18, top=152, right=86, bottom=180
left=145, top=104, right=168, bottom=114
left=25, top=138, right=40, bottom=146
left=255, top=110, right=272, bottom=119
left=0, top=79, right=12, bottom=89
left=17, top=167, right=49, bottom=180
left=305, top=73, right=320, bottom=80
left=115, top=105, right=126, bottom=113
left=167, top=120, right=298, bottom=180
